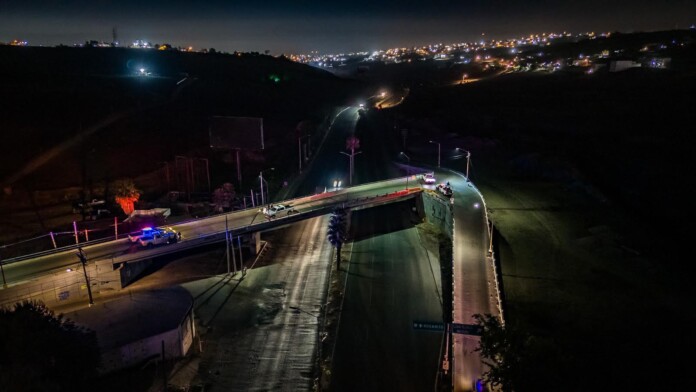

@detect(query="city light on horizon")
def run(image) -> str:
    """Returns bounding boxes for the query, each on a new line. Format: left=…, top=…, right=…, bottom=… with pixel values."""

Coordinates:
left=0, top=0, right=694, bottom=53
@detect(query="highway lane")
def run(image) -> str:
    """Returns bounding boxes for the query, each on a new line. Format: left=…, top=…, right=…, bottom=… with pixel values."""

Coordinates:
left=1, top=176, right=424, bottom=287
left=295, top=107, right=361, bottom=196
left=429, top=169, right=499, bottom=391
left=190, top=216, right=333, bottom=391
left=331, top=201, right=442, bottom=392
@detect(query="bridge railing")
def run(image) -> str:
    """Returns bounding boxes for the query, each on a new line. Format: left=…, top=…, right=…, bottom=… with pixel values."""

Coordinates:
left=3, top=178, right=424, bottom=266
left=104, top=187, right=423, bottom=265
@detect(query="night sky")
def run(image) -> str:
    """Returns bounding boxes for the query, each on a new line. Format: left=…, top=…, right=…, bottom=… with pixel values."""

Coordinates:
left=1, top=1, right=694, bottom=54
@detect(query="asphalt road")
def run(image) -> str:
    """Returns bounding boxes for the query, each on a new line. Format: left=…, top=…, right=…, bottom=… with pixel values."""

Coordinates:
left=427, top=169, right=499, bottom=392
left=322, top=104, right=498, bottom=390
left=187, top=215, right=333, bottom=391
left=330, top=201, right=443, bottom=391
left=295, top=107, right=361, bottom=195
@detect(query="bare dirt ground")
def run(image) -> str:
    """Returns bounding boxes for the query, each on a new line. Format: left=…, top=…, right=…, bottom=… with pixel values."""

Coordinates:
left=477, top=178, right=692, bottom=390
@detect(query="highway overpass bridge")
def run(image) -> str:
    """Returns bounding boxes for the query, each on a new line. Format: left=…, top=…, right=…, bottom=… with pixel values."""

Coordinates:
left=0, top=175, right=427, bottom=305
left=1, top=169, right=502, bottom=392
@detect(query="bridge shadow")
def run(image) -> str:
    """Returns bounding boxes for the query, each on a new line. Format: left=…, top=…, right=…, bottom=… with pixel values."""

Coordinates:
left=349, top=198, right=421, bottom=242
left=196, top=275, right=245, bottom=327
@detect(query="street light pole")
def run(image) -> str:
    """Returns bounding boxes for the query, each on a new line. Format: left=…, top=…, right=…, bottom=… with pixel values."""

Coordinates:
left=259, top=168, right=274, bottom=206
left=298, top=135, right=310, bottom=173
left=400, top=152, right=410, bottom=190
left=429, top=140, right=441, bottom=168
left=456, top=147, right=471, bottom=181
left=343, top=136, right=361, bottom=186
left=466, top=151, right=471, bottom=181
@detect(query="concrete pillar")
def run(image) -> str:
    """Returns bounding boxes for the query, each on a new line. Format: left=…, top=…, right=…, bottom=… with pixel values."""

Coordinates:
left=249, top=232, right=261, bottom=255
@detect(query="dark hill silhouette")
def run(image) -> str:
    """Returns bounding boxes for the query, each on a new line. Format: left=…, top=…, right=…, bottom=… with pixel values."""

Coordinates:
left=0, top=46, right=363, bottom=189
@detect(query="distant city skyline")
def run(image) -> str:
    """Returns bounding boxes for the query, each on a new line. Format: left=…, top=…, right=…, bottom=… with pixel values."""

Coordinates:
left=1, top=1, right=694, bottom=54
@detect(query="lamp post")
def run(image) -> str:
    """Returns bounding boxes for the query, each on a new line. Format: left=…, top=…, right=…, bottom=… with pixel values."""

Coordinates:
left=298, top=135, right=310, bottom=173
left=456, top=147, right=471, bottom=181
left=341, top=136, right=361, bottom=186
left=429, top=140, right=441, bottom=168
left=259, top=167, right=274, bottom=206
left=400, top=152, right=410, bottom=190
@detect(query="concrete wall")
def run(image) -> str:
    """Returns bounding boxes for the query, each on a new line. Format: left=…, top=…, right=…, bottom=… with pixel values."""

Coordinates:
left=101, top=328, right=181, bottom=374
left=119, top=258, right=155, bottom=288
left=421, top=191, right=453, bottom=239
left=98, top=308, right=195, bottom=374
left=0, top=262, right=99, bottom=308
left=0, top=258, right=144, bottom=308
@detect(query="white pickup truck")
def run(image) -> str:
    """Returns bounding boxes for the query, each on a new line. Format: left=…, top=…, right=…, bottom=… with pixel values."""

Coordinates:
left=262, top=204, right=296, bottom=219
left=138, top=228, right=181, bottom=247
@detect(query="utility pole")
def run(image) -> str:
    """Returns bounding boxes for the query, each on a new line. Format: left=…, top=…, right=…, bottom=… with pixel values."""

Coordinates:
left=466, top=151, right=471, bottom=181
left=238, top=236, right=244, bottom=276
left=259, top=168, right=274, bottom=206
left=0, top=254, right=7, bottom=288
left=429, top=140, right=441, bottom=168
left=236, top=149, right=242, bottom=184
left=456, top=147, right=472, bottom=181
left=225, top=215, right=231, bottom=275
left=199, top=158, right=211, bottom=193
left=298, top=135, right=310, bottom=173
left=225, top=215, right=237, bottom=275
left=341, top=136, right=361, bottom=186
left=76, top=247, right=94, bottom=306
left=400, top=152, right=410, bottom=190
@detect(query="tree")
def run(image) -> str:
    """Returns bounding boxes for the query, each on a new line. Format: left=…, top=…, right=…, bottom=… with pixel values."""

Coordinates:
left=0, top=300, right=100, bottom=392
left=113, top=178, right=140, bottom=215
left=327, top=207, right=347, bottom=269
left=474, top=314, right=558, bottom=392
left=474, top=313, right=527, bottom=391
left=212, top=182, right=236, bottom=212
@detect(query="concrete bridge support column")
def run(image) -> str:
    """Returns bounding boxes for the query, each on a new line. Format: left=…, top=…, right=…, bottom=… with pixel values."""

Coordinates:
left=248, top=232, right=261, bottom=255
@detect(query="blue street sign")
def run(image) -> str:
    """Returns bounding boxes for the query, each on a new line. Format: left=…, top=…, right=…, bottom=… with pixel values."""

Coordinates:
left=451, top=323, right=483, bottom=336
left=413, top=320, right=445, bottom=332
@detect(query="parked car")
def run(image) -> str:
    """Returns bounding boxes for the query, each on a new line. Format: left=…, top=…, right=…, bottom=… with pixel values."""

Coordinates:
left=72, top=198, right=105, bottom=214
left=436, top=183, right=453, bottom=197
left=85, top=208, right=111, bottom=221
left=263, top=204, right=296, bottom=218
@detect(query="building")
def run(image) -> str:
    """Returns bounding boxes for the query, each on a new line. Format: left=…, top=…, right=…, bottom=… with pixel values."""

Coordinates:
left=609, top=60, right=642, bottom=72
left=67, top=287, right=196, bottom=374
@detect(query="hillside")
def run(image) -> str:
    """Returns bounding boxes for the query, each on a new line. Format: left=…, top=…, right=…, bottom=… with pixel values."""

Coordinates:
left=0, top=46, right=362, bottom=190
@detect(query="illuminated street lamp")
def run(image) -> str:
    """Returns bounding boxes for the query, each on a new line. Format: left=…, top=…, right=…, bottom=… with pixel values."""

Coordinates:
left=341, top=136, right=361, bottom=186
left=455, top=147, right=471, bottom=181
left=259, top=167, right=274, bottom=205
left=429, top=140, right=441, bottom=168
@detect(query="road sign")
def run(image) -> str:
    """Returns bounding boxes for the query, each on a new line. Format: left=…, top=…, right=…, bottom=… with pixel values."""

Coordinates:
left=413, top=321, right=445, bottom=332
left=451, top=323, right=483, bottom=336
